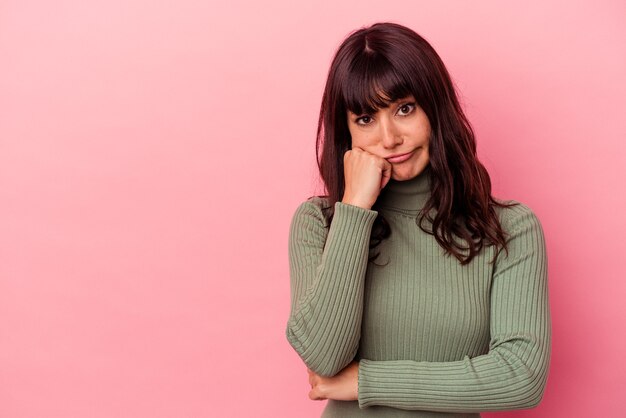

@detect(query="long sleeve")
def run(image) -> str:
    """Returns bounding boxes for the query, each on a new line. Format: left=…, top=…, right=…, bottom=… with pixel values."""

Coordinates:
left=285, top=198, right=379, bottom=377
left=357, top=203, right=551, bottom=412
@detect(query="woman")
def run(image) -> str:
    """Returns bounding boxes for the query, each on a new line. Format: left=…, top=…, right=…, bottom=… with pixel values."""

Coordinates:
left=285, top=22, right=551, bottom=417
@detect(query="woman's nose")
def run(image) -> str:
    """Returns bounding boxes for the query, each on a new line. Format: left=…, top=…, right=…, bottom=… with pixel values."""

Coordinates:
left=379, top=118, right=403, bottom=148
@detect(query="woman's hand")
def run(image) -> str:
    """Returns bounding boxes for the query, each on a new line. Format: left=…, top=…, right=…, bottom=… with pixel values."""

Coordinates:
left=307, top=360, right=359, bottom=401
left=342, top=147, right=392, bottom=210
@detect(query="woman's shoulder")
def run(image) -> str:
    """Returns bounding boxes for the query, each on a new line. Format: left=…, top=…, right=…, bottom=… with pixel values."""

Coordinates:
left=290, top=195, right=333, bottom=228
left=294, top=195, right=333, bottom=212
left=492, top=197, right=544, bottom=235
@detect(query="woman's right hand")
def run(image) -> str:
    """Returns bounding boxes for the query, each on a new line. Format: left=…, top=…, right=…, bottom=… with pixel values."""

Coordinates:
left=342, top=147, right=392, bottom=210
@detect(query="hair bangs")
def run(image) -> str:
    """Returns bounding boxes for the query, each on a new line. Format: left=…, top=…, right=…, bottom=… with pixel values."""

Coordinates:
left=342, top=54, right=413, bottom=116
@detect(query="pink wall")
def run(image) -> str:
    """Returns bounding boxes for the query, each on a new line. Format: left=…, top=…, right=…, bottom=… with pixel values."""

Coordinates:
left=1, top=1, right=625, bottom=417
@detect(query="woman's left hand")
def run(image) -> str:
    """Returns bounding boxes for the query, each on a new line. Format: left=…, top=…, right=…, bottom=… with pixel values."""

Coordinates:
left=307, top=360, right=359, bottom=401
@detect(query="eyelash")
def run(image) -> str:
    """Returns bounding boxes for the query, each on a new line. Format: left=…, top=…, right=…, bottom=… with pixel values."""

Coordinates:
left=355, top=102, right=416, bottom=126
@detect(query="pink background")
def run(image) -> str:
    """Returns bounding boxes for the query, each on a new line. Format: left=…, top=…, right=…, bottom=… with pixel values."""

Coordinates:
left=1, top=1, right=625, bottom=417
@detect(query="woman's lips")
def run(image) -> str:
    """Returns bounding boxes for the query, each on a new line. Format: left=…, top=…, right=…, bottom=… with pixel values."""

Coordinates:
left=386, top=150, right=415, bottom=163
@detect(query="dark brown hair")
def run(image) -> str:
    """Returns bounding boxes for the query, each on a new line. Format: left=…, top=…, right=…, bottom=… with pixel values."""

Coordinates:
left=313, top=22, right=519, bottom=266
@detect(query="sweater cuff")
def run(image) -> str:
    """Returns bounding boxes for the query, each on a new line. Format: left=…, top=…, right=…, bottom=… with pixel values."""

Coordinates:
left=358, top=359, right=379, bottom=409
left=334, top=201, right=378, bottom=223
left=331, top=201, right=378, bottom=233
left=358, top=359, right=413, bottom=409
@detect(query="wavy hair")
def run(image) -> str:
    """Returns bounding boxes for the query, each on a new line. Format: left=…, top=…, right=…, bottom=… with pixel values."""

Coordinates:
left=313, top=21, right=518, bottom=265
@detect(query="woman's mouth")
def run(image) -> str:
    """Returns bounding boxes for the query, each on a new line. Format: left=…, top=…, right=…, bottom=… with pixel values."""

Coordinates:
left=386, top=150, right=415, bottom=163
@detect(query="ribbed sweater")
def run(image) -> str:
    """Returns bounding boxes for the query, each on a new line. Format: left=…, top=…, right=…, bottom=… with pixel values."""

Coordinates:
left=285, top=164, right=551, bottom=417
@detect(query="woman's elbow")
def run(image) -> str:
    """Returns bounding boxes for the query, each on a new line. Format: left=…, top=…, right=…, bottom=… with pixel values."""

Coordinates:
left=526, top=378, right=548, bottom=409
left=514, top=368, right=549, bottom=410
left=285, top=324, right=343, bottom=377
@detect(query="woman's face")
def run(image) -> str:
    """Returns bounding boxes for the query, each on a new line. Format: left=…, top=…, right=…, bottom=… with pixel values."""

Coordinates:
left=346, top=94, right=431, bottom=181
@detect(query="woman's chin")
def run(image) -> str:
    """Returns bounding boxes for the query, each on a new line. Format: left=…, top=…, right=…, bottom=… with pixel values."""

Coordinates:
left=391, top=171, right=411, bottom=181
left=391, top=162, right=429, bottom=181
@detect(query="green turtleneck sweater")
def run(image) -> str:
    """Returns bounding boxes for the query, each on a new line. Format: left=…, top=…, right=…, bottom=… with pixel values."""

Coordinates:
left=285, top=165, right=551, bottom=417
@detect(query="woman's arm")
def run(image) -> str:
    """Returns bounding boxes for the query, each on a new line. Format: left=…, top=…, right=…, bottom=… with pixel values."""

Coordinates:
left=286, top=198, right=378, bottom=377
left=357, top=204, right=551, bottom=412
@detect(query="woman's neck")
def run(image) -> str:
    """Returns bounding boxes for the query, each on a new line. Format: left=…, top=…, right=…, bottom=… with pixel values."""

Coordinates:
left=373, top=164, right=432, bottom=212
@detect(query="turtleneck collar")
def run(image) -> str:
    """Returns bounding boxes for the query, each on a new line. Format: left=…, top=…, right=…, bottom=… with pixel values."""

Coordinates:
left=373, top=163, right=432, bottom=212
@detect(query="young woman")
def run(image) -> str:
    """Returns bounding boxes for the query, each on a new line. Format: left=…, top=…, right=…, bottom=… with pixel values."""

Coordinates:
left=285, top=22, right=551, bottom=417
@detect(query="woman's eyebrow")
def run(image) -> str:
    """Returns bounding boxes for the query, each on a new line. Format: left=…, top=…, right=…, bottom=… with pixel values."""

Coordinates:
left=348, top=96, right=415, bottom=115
left=379, top=96, right=414, bottom=107
left=391, top=96, right=414, bottom=103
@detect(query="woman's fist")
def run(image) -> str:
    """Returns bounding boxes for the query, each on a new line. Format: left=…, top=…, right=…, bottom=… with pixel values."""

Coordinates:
left=307, top=361, right=359, bottom=402
left=342, top=147, right=392, bottom=210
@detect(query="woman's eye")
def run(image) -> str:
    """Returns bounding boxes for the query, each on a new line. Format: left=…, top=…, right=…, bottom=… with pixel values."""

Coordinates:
left=356, top=116, right=372, bottom=125
left=355, top=103, right=415, bottom=125
left=398, top=103, right=416, bottom=115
